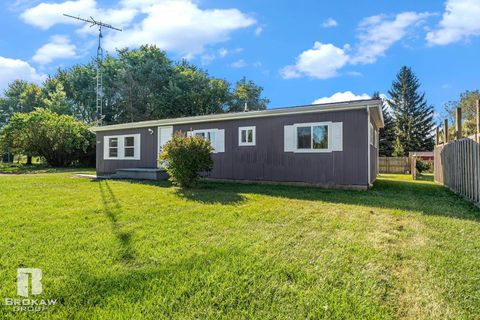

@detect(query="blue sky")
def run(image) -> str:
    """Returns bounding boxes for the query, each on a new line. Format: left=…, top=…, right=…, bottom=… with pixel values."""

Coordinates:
left=1, top=0, right=480, bottom=122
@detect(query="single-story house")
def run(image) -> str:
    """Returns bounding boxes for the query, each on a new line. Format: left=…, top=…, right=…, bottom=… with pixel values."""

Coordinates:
left=408, top=151, right=434, bottom=161
left=92, top=99, right=384, bottom=189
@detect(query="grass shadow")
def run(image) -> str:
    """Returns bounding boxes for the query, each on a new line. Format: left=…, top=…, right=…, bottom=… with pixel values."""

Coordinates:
left=174, top=185, right=246, bottom=205
left=98, top=180, right=136, bottom=262
left=179, top=176, right=479, bottom=221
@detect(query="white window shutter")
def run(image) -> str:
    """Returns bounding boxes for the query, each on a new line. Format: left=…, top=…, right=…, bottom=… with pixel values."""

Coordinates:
left=284, top=125, right=295, bottom=152
left=215, top=129, right=225, bottom=153
left=134, top=134, right=141, bottom=159
left=103, top=136, right=109, bottom=159
left=186, top=131, right=193, bottom=137
left=331, top=122, right=343, bottom=151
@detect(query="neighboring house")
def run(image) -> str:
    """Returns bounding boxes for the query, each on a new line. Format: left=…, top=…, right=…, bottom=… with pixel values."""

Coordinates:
left=92, top=99, right=384, bottom=189
left=409, top=151, right=434, bottom=161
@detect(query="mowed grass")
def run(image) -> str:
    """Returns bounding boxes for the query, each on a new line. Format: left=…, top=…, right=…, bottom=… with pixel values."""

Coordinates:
left=0, top=172, right=479, bottom=319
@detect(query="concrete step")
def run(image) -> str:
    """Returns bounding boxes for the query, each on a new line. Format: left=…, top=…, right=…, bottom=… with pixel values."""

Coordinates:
left=114, top=168, right=168, bottom=180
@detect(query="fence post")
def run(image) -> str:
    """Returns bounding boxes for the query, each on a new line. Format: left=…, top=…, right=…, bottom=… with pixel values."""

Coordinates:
left=411, top=156, right=417, bottom=180
left=444, top=119, right=449, bottom=143
left=435, top=126, right=440, bottom=145
left=456, top=107, right=462, bottom=140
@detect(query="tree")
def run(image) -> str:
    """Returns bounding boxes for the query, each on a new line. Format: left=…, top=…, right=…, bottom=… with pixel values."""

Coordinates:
left=42, top=79, right=72, bottom=115
left=160, top=132, right=213, bottom=187
left=0, top=80, right=44, bottom=127
left=443, top=90, right=480, bottom=138
left=53, top=64, right=97, bottom=123
left=388, top=66, right=434, bottom=155
left=228, top=77, right=270, bottom=112
left=0, top=80, right=45, bottom=164
left=372, top=92, right=395, bottom=156
left=0, top=109, right=94, bottom=167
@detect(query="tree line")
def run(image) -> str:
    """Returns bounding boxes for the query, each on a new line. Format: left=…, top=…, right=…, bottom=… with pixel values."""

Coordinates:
left=0, top=45, right=270, bottom=166
left=0, top=45, right=270, bottom=127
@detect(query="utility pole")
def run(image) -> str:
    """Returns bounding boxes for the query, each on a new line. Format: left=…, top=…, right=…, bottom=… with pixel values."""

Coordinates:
left=63, top=14, right=122, bottom=126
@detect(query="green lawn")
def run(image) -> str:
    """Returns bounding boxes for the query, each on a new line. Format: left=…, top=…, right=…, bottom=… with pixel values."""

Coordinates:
left=0, top=172, right=479, bottom=319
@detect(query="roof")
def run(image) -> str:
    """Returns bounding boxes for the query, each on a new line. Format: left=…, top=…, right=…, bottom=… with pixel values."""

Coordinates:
left=92, top=98, right=384, bottom=132
left=409, top=151, right=434, bottom=156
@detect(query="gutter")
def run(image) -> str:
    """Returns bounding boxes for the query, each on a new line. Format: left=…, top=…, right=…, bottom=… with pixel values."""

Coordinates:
left=91, top=99, right=383, bottom=132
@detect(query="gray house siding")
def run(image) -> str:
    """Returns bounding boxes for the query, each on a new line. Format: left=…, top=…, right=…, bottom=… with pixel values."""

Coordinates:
left=174, top=108, right=369, bottom=186
left=96, top=127, right=158, bottom=175
left=95, top=108, right=374, bottom=187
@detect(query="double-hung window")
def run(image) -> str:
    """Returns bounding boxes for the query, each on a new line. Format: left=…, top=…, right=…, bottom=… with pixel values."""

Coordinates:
left=104, top=134, right=140, bottom=160
left=296, top=123, right=329, bottom=151
left=190, top=129, right=225, bottom=153
left=239, top=126, right=256, bottom=146
left=193, top=129, right=217, bottom=146
left=108, top=137, right=118, bottom=158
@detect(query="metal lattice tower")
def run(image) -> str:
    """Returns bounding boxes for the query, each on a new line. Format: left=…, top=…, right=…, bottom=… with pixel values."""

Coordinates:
left=63, top=14, right=122, bottom=126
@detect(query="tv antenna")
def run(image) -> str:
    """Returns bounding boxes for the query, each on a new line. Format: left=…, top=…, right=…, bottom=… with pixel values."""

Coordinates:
left=63, top=14, right=122, bottom=126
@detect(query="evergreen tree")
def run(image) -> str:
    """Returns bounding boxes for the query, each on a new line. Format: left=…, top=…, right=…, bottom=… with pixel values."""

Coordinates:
left=372, top=92, right=395, bottom=156
left=388, top=66, right=434, bottom=155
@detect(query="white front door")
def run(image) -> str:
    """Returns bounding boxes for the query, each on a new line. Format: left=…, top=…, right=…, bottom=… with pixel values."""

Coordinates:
left=157, top=126, right=173, bottom=166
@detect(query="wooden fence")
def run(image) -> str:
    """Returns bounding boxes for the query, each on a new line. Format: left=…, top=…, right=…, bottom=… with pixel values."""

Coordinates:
left=379, top=157, right=410, bottom=174
left=434, top=138, right=480, bottom=205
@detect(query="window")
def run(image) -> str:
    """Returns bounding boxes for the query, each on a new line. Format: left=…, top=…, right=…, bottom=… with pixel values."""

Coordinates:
left=108, top=137, right=118, bottom=158
left=191, top=129, right=225, bottom=153
left=239, top=126, right=256, bottom=146
left=124, top=136, right=135, bottom=157
left=104, top=134, right=140, bottom=160
left=296, top=124, right=329, bottom=151
left=193, top=129, right=217, bottom=146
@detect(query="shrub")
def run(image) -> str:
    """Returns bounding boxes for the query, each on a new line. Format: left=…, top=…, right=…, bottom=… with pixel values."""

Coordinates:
left=415, top=159, right=432, bottom=173
left=160, top=132, right=213, bottom=187
left=0, top=109, right=95, bottom=167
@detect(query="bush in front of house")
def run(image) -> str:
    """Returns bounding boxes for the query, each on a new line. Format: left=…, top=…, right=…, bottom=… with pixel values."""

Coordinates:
left=160, top=132, right=213, bottom=187
left=415, top=159, right=432, bottom=173
left=0, top=109, right=95, bottom=167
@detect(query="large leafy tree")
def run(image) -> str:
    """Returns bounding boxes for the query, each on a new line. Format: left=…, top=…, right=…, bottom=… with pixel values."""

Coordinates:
left=372, top=92, right=395, bottom=156
left=0, top=80, right=44, bottom=127
left=228, top=77, right=270, bottom=112
left=443, top=90, right=480, bottom=138
left=388, top=66, right=434, bottom=155
left=0, top=109, right=94, bottom=167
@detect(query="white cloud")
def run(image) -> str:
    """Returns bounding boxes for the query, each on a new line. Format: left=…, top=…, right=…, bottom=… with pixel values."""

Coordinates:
left=321, top=18, right=338, bottom=28
left=351, top=12, right=430, bottom=64
left=255, top=26, right=263, bottom=35
left=231, top=59, right=247, bottom=68
left=426, top=0, right=480, bottom=45
left=280, top=42, right=349, bottom=79
left=20, top=0, right=97, bottom=29
left=282, top=12, right=430, bottom=79
left=0, top=57, right=46, bottom=93
left=33, top=35, right=76, bottom=64
left=21, top=0, right=256, bottom=58
left=218, top=48, right=229, bottom=58
left=312, top=91, right=371, bottom=104
left=103, top=0, right=256, bottom=56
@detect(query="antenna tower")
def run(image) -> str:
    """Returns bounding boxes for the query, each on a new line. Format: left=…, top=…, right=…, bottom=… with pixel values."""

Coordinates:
left=63, top=14, right=122, bottom=126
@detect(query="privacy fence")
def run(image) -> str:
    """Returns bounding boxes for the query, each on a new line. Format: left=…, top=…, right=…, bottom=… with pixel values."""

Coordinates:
left=379, top=157, right=410, bottom=174
left=434, top=138, right=480, bottom=206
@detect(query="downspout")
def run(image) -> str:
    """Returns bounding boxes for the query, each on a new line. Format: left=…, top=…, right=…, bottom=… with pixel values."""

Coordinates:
left=367, top=106, right=371, bottom=187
